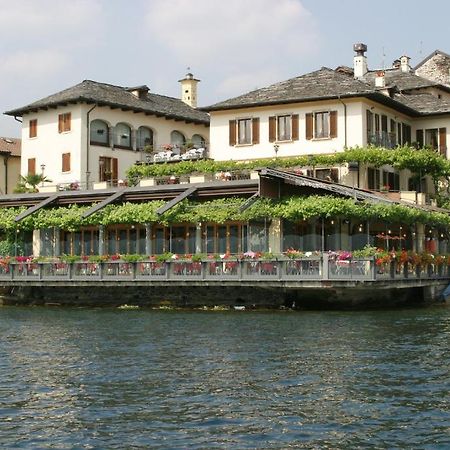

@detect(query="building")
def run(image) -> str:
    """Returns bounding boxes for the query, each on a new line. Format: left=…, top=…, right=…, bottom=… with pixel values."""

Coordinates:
left=204, top=44, right=450, bottom=195
left=4, top=75, right=209, bottom=190
left=0, top=137, right=21, bottom=194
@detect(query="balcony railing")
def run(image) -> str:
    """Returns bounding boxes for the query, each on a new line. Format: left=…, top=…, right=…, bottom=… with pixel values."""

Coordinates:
left=1, top=255, right=449, bottom=283
left=368, top=132, right=397, bottom=149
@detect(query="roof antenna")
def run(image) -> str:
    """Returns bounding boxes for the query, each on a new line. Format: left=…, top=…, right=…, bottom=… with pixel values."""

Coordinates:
left=382, top=46, right=386, bottom=70
left=419, top=41, right=423, bottom=56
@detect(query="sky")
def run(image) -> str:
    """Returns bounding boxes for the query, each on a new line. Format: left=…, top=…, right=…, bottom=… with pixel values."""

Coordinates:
left=1, top=0, right=449, bottom=137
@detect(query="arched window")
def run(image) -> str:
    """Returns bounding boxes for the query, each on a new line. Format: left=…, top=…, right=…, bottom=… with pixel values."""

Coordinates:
left=170, top=130, right=185, bottom=150
left=90, top=119, right=109, bottom=146
left=114, top=123, right=132, bottom=148
left=137, top=126, right=154, bottom=150
left=191, top=134, right=205, bottom=148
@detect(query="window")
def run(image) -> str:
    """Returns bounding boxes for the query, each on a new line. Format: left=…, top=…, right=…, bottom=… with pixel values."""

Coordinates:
left=62, top=153, right=71, bottom=172
left=277, top=115, right=291, bottom=141
left=114, top=123, right=131, bottom=148
left=229, top=118, right=259, bottom=146
left=136, top=126, right=153, bottom=150
left=268, top=114, right=299, bottom=142
left=29, top=119, right=37, bottom=138
left=90, top=119, right=109, bottom=146
left=306, top=111, right=337, bottom=140
left=170, top=130, right=185, bottom=148
left=416, top=127, right=447, bottom=155
left=99, top=156, right=118, bottom=185
left=27, top=158, right=36, bottom=175
left=238, top=118, right=252, bottom=144
left=191, top=134, right=205, bottom=148
left=58, top=113, right=71, bottom=133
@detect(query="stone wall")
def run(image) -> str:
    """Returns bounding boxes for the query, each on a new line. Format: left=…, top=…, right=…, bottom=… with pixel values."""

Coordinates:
left=416, top=53, right=450, bottom=86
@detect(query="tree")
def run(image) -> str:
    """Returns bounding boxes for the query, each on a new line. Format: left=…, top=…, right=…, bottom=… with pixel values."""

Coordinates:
left=14, top=174, right=53, bottom=193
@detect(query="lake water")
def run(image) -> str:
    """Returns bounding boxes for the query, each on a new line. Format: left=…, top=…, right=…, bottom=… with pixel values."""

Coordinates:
left=0, top=306, right=449, bottom=449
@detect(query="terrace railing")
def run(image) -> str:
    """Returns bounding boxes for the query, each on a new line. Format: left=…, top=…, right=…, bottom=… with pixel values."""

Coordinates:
left=1, top=254, right=449, bottom=283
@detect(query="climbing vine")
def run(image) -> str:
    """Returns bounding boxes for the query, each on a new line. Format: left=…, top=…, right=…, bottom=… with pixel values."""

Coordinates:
left=126, top=146, right=450, bottom=185
left=1, top=195, right=450, bottom=232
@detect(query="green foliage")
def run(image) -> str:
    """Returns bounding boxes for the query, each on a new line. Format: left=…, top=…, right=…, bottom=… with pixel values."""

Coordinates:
left=121, top=254, right=146, bottom=263
left=126, top=146, right=450, bottom=184
left=14, top=174, right=53, bottom=193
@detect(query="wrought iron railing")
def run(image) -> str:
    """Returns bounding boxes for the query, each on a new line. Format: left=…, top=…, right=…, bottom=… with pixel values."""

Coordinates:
left=1, top=255, right=449, bottom=283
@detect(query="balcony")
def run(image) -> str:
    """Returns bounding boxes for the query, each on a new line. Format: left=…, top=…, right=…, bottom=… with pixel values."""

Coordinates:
left=368, top=132, right=397, bottom=149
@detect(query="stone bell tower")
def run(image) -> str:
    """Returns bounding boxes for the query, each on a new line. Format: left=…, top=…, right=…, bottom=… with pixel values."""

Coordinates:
left=179, top=71, right=200, bottom=108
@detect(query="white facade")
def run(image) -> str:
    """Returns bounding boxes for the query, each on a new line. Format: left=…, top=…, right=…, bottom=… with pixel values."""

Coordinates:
left=209, top=98, right=419, bottom=161
left=20, top=103, right=209, bottom=188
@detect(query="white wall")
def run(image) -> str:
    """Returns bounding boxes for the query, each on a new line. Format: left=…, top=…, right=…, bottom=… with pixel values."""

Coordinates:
left=209, top=99, right=380, bottom=161
left=20, top=103, right=209, bottom=187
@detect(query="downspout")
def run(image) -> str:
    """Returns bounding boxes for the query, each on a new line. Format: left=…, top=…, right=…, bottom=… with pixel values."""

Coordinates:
left=14, top=116, right=23, bottom=124
left=3, top=154, right=9, bottom=194
left=337, top=96, right=357, bottom=185
left=86, top=104, right=97, bottom=189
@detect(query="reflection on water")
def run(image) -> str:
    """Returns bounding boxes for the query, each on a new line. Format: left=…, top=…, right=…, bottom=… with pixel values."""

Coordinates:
left=0, top=306, right=449, bottom=449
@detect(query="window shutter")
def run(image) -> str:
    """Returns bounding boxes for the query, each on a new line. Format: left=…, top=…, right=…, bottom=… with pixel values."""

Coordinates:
left=62, top=153, right=71, bottom=172
left=27, top=158, right=36, bottom=175
left=305, top=113, right=313, bottom=140
left=330, top=111, right=338, bottom=138
left=252, top=118, right=260, bottom=144
left=112, top=158, right=118, bottom=183
left=439, top=128, right=447, bottom=156
left=229, top=120, right=236, bottom=146
left=416, top=129, right=424, bottom=148
left=292, top=114, right=299, bottom=141
left=58, top=114, right=63, bottom=133
left=268, top=116, right=276, bottom=142
left=65, top=113, right=71, bottom=132
left=29, top=119, right=37, bottom=138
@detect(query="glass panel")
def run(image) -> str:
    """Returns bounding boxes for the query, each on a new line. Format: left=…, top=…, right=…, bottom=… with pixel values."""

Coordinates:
left=63, top=232, right=71, bottom=255
left=277, top=115, right=291, bottom=141
left=90, top=120, right=108, bottom=144
left=248, top=222, right=267, bottom=252
left=191, top=134, right=205, bottom=148
left=115, top=123, right=131, bottom=147
left=229, top=225, right=239, bottom=254
left=238, top=119, right=251, bottom=144
left=107, top=230, right=116, bottom=255
left=83, top=230, right=92, bottom=255
left=188, top=227, right=196, bottom=254
left=154, top=228, right=165, bottom=255
left=40, top=228, right=54, bottom=257
left=170, top=131, right=185, bottom=148
left=137, top=127, right=153, bottom=150
left=92, top=230, right=99, bottom=255
left=171, top=226, right=186, bottom=254
left=137, top=228, right=146, bottom=254
left=73, top=231, right=82, bottom=255
left=205, top=226, right=215, bottom=254
left=118, top=229, right=128, bottom=254
left=218, top=226, right=227, bottom=254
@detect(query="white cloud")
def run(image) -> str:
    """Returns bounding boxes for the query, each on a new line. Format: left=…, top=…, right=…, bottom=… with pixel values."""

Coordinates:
left=0, top=0, right=102, bottom=38
left=1, top=50, right=68, bottom=79
left=143, top=0, right=320, bottom=100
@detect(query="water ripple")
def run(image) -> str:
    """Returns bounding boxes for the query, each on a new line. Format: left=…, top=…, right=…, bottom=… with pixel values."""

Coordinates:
left=0, top=306, right=449, bottom=448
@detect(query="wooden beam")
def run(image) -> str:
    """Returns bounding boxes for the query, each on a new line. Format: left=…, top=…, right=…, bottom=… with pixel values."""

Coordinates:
left=81, top=188, right=129, bottom=218
left=14, top=193, right=59, bottom=222
left=156, top=186, right=197, bottom=215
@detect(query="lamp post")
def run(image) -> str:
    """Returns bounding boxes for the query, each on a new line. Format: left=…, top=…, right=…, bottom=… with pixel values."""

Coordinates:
left=40, top=164, right=46, bottom=186
left=274, top=144, right=279, bottom=158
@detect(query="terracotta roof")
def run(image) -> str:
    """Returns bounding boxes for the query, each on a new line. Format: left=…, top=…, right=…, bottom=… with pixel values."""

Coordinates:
left=4, top=80, right=210, bottom=125
left=0, top=137, right=21, bottom=157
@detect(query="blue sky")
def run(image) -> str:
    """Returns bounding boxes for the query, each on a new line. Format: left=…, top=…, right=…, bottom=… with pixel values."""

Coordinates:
left=1, top=0, right=449, bottom=137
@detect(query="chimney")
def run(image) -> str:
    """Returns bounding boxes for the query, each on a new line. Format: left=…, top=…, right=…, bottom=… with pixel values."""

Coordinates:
left=178, top=72, right=200, bottom=108
left=353, top=43, right=368, bottom=78
left=392, top=59, right=401, bottom=69
left=400, top=55, right=411, bottom=73
left=375, top=71, right=386, bottom=88
left=127, top=85, right=150, bottom=99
